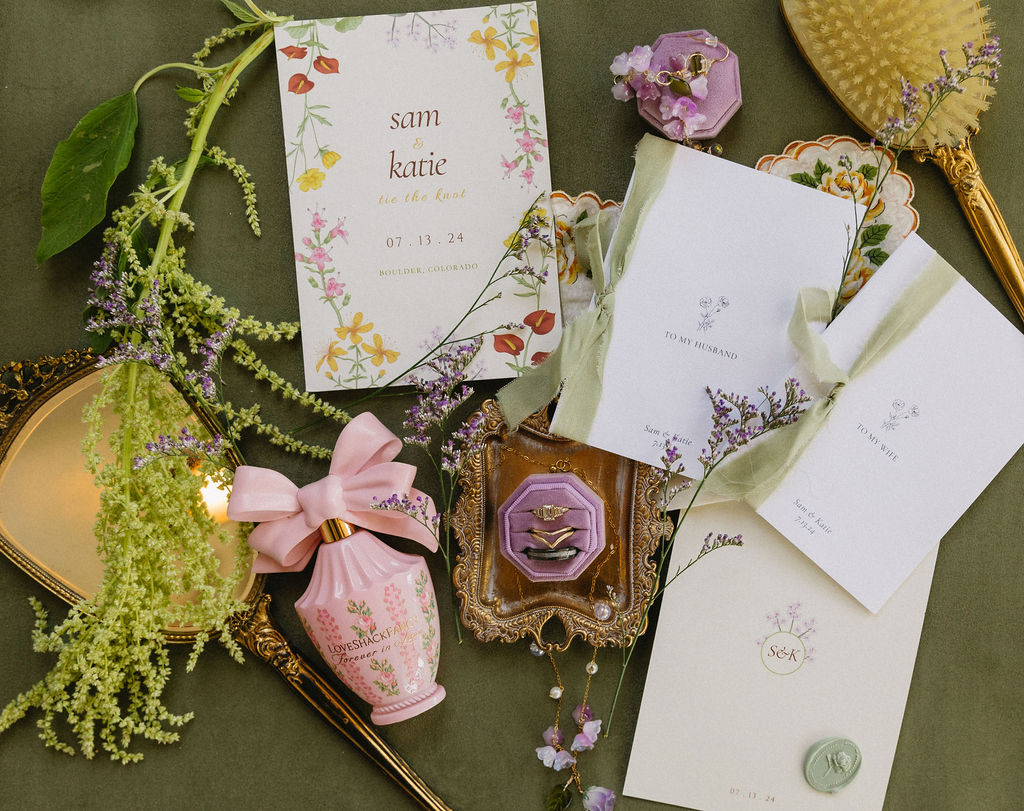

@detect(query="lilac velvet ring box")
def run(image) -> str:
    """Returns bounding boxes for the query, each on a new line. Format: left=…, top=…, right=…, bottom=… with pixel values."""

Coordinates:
left=497, top=473, right=605, bottom=582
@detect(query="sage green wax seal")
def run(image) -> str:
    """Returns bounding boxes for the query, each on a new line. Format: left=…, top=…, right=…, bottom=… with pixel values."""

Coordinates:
left=803, top=737, right=862, bottom=793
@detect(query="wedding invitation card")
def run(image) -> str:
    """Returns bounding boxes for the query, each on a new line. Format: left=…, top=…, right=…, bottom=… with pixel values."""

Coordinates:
left=550, top=138, right=860, bottom=471
left=623, top=500, right=937, bottom=810
left=753, top=234, right=1024, bottom=612
left=274, top=5, right=559, bottom=390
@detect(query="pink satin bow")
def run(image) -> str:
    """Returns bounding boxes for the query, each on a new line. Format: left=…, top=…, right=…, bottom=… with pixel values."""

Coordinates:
left=226, top=412, right=438, bottom=573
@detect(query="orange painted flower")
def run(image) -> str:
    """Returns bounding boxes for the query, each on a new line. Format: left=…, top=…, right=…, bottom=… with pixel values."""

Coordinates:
left=468, top=26, right=501, bottom=60
left=335, top=312, right=374, bottom=343
left=495, top=48, right=534, bottom=82
left=523, top=309, right=556, bottom=335
left=493, top=333, right=524, bottom=356
left=313, top=55, right=340, bottom=74
left=279, top=45, right=308, bottom=60
left=521, top=19, right=540, bottom=52
left=287, top=73, right=315, bottom=94
left=363, top=333, right=400, bottom=366
left=316, top=341, right=347, bottom=373
left=321, top=150, right=341, bottom=168
left=530, top=351, right=550, bottom=366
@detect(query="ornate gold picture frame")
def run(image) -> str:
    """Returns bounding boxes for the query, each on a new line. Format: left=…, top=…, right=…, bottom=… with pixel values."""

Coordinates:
left=451, top=399, right=666, bottom=652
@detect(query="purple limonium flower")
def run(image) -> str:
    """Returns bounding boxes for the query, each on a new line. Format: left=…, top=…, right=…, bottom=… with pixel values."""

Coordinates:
left=697, top=378, right=810, bottom=475
left=371, top=492, right=441, bottom=532
left=536, top=745, right=576, bottom=771
left=582, top=785, right=617, bottom=811
left=133, top=426, right=225, bottom=469
left=403, top=338, right=482, bottom=456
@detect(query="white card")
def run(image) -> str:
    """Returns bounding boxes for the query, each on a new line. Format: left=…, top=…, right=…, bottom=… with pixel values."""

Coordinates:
left=624, top=500, right=937, bottom=810
left=274, top=5, right=560, bottom=390
left=552, top=141, right=860, bottom=471
left=756, top=233, right=1024, bottom=612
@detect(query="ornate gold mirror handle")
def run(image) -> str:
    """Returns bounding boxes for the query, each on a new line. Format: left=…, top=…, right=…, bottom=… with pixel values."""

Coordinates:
left=921, top=130, right=1024, bottom=325
left=230, top=595, right=452, bottom=811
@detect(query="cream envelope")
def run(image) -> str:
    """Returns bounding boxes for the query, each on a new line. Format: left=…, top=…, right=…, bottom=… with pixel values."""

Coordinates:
left=623, top=500, right=937, bottom=810
left=274, top=5, right=560, bottom=391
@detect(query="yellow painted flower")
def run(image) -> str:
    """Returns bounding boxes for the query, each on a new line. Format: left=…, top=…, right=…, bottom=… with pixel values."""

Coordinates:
left=321, top=150, right=341, bottom=169
left=335, top=312, right=374, bottom=343
left=495, top=48, right=534, bottom=83
left=521, top=19, right=540, bottom=52
left=468, top=26, right=501, bottom=60
left=297, top=167, right=326, bottom=191
left=363, top=333, right=400, bottom=367
left=315, top=340, right=347, bottom=373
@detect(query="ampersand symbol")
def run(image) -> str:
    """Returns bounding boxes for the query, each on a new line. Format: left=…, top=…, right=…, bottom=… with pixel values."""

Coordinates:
left=412, top=138, right=424, bottom=149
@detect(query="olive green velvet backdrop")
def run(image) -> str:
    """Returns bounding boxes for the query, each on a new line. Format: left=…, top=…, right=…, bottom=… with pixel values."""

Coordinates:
left=1, top=1, right=1022, bottom=808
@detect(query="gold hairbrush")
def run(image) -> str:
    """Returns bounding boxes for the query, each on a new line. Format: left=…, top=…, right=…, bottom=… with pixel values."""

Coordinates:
left=781, top=0, right=1024, bottom=323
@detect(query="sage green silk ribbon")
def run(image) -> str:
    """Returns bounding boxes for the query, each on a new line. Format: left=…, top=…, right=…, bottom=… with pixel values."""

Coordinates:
left=705, top=253, right=958, bottom=507
left=496, top=134, right=677, bottom=430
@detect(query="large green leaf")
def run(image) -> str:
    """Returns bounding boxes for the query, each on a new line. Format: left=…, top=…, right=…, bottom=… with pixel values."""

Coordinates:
left=36, top=91, right=139, bottom=265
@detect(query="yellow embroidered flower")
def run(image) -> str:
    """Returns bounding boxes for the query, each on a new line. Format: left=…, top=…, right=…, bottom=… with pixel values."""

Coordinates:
left=335, top=312, right=374, bottom=343
left=362, top=333, right=400, bottom=367
left=839, top=248, right=876, bottom=304
left=495, top=48, right=534, bottom=82
left=521, top=19, right=540, bottom=52
left=297, top=168, right=326, bottom=191
left=315, top=340, right=347, bottom=373
left=821, top=170, right=885, bottom=220
left=321, top=150, right=341, bottom=169
left=468, top=26, right=501, bottom=60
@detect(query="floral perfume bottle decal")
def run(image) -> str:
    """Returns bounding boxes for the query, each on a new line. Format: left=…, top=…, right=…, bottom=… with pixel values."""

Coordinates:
left=697, top=295, right=729, bottom=332
left=227, top=412, right=445, bottom=724
left=881, top=399, right=920, bottom=431
left=756, top=602, right=817, bottom=676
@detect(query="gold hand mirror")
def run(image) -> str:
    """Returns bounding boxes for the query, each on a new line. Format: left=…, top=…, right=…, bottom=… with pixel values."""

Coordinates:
left=780, top=0, right=1024, bottom=323
left=0, top=349, right=449, bottom=810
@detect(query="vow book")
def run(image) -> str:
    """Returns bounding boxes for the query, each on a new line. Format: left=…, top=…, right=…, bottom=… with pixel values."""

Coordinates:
left=274, top=4, right=560, bottom=390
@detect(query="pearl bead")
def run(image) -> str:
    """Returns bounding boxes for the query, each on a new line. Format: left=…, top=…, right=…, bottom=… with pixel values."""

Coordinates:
left=586, top=661, right=599, bottom=675
left=593, top=601, right=613, bottom=621
left=549, top=686, right=563, bottom=699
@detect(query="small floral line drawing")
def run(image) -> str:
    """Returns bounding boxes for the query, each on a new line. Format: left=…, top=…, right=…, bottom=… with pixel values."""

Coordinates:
left=467, top=4, right=547, bottom=188
left=346, top=598, right=377, bottom=639
left=882, top=399, right=920, bottom=431
left=697, top=295, right=730, bottom=332
left=384, top=11, right=458, bottom=50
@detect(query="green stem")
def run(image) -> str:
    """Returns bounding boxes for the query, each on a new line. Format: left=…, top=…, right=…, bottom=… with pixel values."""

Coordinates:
left=133, top=62, right=222, bottom=94
left=148, top=28, right=275, bottom=287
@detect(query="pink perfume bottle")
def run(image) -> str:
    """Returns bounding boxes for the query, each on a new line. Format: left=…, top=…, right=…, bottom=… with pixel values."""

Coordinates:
left=226, top=412, right=445, bottom=725
left=295, top=519, right=444, bottom=724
